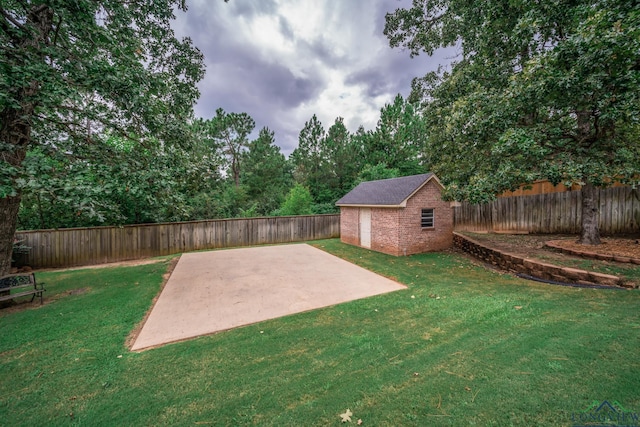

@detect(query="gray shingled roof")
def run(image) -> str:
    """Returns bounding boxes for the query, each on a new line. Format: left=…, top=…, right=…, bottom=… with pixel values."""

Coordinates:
left=336, top=173, right=436, bottom=206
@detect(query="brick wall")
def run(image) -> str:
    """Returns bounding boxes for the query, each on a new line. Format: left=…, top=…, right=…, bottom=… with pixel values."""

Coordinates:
left=339, top=206, right=403, bottom=255
left=340, top=207, right=360, bottom=246
left=371, top=208, right=401, bottom=255
left=397, top=180, right=454, bottom=255
left=339, top=179, right=454, bottom=256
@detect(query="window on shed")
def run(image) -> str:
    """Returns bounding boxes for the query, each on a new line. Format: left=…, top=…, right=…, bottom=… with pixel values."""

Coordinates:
left=421, top=208, right=434, bottom=228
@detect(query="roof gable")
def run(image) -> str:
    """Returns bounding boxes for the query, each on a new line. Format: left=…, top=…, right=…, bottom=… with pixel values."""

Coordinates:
left=336, top=173, right=441, bottom=207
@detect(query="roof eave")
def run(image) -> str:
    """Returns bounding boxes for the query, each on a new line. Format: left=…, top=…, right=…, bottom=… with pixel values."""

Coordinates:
left=335, top=173, right=443, bottom=208
left=335, top=201, right=407, bottom=209
left=401, top=174, right=443, bottom=203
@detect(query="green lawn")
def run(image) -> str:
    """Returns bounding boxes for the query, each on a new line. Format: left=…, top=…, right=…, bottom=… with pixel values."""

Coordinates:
left=1, top=240, right=639, bottom=426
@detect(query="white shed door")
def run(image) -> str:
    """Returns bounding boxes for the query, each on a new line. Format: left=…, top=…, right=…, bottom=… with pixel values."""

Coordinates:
left=360, top=208, right=371, bottom=249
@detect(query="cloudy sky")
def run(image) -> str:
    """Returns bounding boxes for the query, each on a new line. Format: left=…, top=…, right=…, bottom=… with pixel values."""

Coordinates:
left=172, top=0, right=453, bottom=155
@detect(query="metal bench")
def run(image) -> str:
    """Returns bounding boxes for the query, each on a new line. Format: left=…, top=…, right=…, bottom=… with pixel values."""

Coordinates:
left=0, top=272, right=45, bottom=305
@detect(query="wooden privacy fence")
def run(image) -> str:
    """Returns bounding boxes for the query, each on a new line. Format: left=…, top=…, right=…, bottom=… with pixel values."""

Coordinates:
left=14, top=214, right=340, bottom=269
left=454, top=186, right=640, bottom=234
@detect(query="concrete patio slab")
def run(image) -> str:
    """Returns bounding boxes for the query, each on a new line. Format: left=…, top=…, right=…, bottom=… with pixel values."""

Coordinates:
left=131, top=244, right=405, bottom=350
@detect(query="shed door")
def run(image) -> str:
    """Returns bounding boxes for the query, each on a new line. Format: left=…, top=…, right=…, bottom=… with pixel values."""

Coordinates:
left=360, top=208, right=371, bottom=249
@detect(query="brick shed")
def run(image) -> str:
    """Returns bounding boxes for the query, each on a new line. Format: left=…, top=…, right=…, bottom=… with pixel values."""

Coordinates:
left=335, top=173, right=453, bottom=256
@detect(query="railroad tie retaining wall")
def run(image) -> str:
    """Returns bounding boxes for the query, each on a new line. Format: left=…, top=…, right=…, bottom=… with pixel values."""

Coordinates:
left=453, top=232, right=625, bottom=288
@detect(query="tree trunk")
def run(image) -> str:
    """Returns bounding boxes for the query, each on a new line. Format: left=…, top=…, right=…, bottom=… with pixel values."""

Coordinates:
left=0, top=196, right=22, bottom=276
left=0, top=5, right=54, bottom=275
left=574, top=106, right=601, bottom=245
left=232, top=157, right=240, bottom=188
left=0, top=103, right=31, bottom=276
left=578, top=182, right=601, bottom=245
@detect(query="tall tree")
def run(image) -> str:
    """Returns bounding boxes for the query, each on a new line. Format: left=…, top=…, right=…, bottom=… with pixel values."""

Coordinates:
left=385, top=0, right=640, bottom=244
left=364, top=94, right=425, bottom=176
left=210, top=108, right=255, bottom=188
left=242, top=127, right=292, bottom=215
left=290, top=114, right=327, bottom=202
left=0, top=1, right=205, bottom=274
left=323, top=117, right=363, bottom=201
left=190, top=117, right=226, bottom=185
left=291, top=115, right=365, bottom=209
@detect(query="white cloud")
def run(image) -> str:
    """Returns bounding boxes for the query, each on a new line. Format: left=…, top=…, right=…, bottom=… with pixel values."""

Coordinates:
left=173, top=0, right=446, bottom=155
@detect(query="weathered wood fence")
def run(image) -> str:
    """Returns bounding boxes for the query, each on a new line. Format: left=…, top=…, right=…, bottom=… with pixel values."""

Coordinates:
left=454, top=186, right=640, bottom=234
left=14, top=187, right=640, bottom=269
left=14, top=214, right=340, bottom=269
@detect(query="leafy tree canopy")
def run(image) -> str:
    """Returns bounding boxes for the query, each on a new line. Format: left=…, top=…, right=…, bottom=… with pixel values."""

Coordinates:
left=17, top=133, right=222, bottom=229
left=209, top=108, right=256, bottom=187
left=278, top=183, right=314, bottom=216
left=0, top=1, right=206, bottom=273
left=356, top=163, right=400, bottom=184
left=242, top=127, right=292, bottom=216
left=364, top=94, right=425, bottom=176
left=385, top=0, right=640, bottom=243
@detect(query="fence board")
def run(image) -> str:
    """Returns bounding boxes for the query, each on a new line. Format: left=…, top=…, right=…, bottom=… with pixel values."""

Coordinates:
left=14, top=214, right=340, bottom=269
left=454, top=186, right=639, bottom=235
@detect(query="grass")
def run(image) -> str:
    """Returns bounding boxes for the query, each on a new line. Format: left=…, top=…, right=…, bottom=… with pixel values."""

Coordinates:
left=1, top=240, right=639, bottom=426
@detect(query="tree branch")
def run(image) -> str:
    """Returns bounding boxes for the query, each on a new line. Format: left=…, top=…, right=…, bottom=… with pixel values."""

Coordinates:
left=52, top=14, right=63, bottom=47
left=0, top=5, right=27, bottom=31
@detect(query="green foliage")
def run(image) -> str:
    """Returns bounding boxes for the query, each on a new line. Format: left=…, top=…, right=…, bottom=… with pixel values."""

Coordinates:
left=277, top=183, right=314, bottom=216
left=17, top=132, right=224, bottom=228
left=310, top=203, right=339, bottom=214
left=356, top=163, right=401, bottom=184
left=290, top=114, right=329, bottom=201
left=0, top=1, right=206, bottom=271
left=289, top=116, right=371, bottom=208
left=363, top=94, right=426, bottom=176
left=321, top=117, right=365, bottom=200
left=1, top=1, right=204, bottom=177
left=189, top=117, right=227, bottom=176
left=17, top=146, right=121, bottom=229
left=209, top=108, right=256, bottom=187
left=242, top=127, right=292, bottom=216
left=385, top=0, right=640, bottom=204
left=203, top=183, right=250, bottom=220
left=287, top=103, right=430, bottom=211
